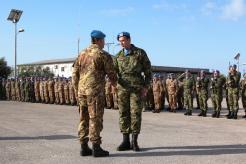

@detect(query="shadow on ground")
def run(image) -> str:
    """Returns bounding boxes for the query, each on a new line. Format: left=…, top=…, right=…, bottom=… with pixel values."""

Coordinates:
left=111, top=144, right=246, bottom=157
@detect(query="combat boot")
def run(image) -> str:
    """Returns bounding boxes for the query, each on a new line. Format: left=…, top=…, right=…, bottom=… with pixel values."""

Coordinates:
left=187, top=110, right=192, bottom=116
left=117, top=134, right=131, bottom=151
left=242, top=114, right=246, bottom=118
left=233, top=112, right=238, bottom=119
left=216, top=111, right=220, bottom=118
left=184, top=110, right=189, bottom=115
left=226, top=111, right=231, bottom=117
left=202, top=110, right=207, bottom=117
left=198, top=110, right=204, bottom=116
left=80, top=143, right=92, bottom=156
left=92, top=144, right=109, bottom=157
left=227, top=111, right=233, bottom=119
left=212, top=111, right=217, bottom=118
left=132, top=134, right=140, bottom=152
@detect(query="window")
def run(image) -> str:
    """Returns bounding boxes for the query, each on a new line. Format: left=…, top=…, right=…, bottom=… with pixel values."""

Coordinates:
left=55, top=65, right=58, bottom=69
left=61, top=67, right=65, bottom=72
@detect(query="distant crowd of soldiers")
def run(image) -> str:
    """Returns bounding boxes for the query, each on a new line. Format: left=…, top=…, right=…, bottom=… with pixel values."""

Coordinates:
left=1, top=64, right=246, bottom=120
left=0, top=77, right=77, bottom=106
left=142, top=64, right=246, bottom=119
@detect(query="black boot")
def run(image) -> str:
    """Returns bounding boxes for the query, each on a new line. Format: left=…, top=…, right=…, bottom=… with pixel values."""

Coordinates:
left=242, top=114, right=246, bottom=118
left=117, top=134, right=131, bottom=151
left=132, top=134, right=140, bottom=151
left=216, top=111, right=220, bottom=118
left=80, top=143, right=92, bottom=156
left=227, top=111, right=233, bottom=119
left=212, top=111, right=217, bottom=118
left=202, top=110, right=207, bottom=117
left=184, top=110, right=189, bottom=115
left=92, top=144, right=109, bottom=157
left=226, top=111, right=231, bottom=117
left=187, top=110, right=192, bottom=116
left=198, top=110, right=204, bottom=116
left=233, top=112, right=238, bottom=119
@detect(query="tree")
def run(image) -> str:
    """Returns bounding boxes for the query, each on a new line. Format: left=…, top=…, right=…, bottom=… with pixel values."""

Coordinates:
left=18, top=65, right=54, bottom=77
left=0, top=57, right=11, bottom=78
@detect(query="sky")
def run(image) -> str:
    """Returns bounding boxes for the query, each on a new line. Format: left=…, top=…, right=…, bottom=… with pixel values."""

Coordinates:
left=1, top=0, right=246, bottom=74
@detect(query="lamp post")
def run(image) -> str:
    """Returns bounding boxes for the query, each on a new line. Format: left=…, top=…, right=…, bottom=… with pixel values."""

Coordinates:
left=7, top=9, right=23, bottom=79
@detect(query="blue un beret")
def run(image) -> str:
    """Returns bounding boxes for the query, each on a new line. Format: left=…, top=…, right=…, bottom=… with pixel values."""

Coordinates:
left=117, top=32, right=130, bottom=40
left=91, top=30, right=106, bottom=39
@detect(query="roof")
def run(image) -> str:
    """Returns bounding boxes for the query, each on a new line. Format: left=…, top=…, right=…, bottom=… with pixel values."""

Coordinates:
left=18, top=57, right=76, bottom=66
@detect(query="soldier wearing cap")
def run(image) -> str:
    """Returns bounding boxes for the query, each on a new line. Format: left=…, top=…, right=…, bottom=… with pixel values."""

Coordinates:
left=240, top=73, right=246, bottom=118
left=183, top=70, right=195, bottom=116
left=72, top=30, right=116, bottom=157
left=114, top=32, right=152, bottom=151
left=152, top=74, right=163, bottom=113
left=210, top=70, right=226, bottom=118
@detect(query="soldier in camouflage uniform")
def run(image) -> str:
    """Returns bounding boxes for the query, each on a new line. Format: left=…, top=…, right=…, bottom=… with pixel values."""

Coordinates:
left=152, top=74, right=163, bottom=113
left=20, top=77, right=25, bottom=102
left=54, top=78, right=60, bottom=104
left=111, top=84, right=118, bottom=109
left=10, top=79, right=16, bottom=101
left=210, top=70, right=226, bottom=118
left=24, top=78, right=30, bottom=102
left=240, top=73, right=246, bottom=118
left=43, top=77, right=49, bottom=104
left=167, top=74, right=178, bottom=112
left=1, top=78, right=6, bottom=100
left=114, top=32, right=151, bottom=152
left=58, top=77, right=64, bottom=105
left=72, top=30, right=116, bottom=157
left=183, top=70, right=195, bottom=116
left=48, top=77, right=55, bottom=104
left=68, top=78, right=76, bottom=106
left=197, top=70, right=210, bottom=117
left=226, top=65, right=241, bottom=119
left=63, top=78, right=70, bottom=105
left=34, top=77, right=41, bottom=103
left=39, top=78, right=44, bottom=103
left=15, top=78, right=21, bottom=101
left=5, top=79, right=11, bottom=100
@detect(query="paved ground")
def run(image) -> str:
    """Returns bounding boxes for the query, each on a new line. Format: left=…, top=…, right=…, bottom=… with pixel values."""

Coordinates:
left=0, top=99, right=246, bottom=164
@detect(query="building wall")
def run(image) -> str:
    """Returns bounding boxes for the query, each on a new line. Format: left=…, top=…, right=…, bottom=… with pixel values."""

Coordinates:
left=42, top=63, right=73, bottom=78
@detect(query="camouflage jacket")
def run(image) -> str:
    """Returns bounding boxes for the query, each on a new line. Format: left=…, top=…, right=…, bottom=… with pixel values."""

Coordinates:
left=183, top=77, right=195, bottom=94
left=210, top=75, right=226, bottom=95
left=72, top=44, right=116, bottom=97
left=114, top=44, right=152, bottom=89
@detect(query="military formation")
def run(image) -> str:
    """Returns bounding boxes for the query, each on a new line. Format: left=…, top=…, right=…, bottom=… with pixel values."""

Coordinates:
left=0, top=77, right=77, bottom=106
left=146, top=64, right=246, bottom=120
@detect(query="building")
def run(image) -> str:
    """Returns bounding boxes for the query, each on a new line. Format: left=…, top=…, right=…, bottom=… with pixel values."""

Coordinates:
left=18, top=57, right=210, bottom=78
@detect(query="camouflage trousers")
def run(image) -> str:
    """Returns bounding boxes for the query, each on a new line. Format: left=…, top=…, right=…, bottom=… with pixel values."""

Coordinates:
left=55, top=92, right=59, bottom=104
left=105, top=93, right=113, bottom=108
left=78, top=92, right=104, bottom=145
left=64, top=91, right=70, bottom=104
left=211, top=93, right=223, bottom=112
left=35, top=91, right=40, bottom=102
left=49, top=91, right=55, bottom=104
left=242, top=93, right=246, bottom=112
left=198, top=91, right=208, bottom=111
left=118, top=85, right=142, bottom=134
left=112, top=93, right=118, bottom=109
left=153, top=91, right=162, bottom=110
left=59, top=91, right=64, bottom=104
left=6, top=90, right=11, bottom=100
left=184, top=91, right=193, bottom=110
left=227, top=88, right=239, bottom=112
left=168, top=93, right=177, bottom=110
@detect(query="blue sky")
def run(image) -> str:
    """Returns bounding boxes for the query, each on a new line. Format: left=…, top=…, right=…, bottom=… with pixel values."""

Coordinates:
left=1, top=0, right=246, bottom=74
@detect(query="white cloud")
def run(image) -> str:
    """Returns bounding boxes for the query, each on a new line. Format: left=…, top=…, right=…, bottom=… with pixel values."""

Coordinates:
left=221, top=0, right=246, bottom=21
left=101, top=7, right=135, bottom=16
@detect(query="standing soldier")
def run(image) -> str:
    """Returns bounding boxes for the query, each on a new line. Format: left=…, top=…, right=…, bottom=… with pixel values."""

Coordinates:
left=10, top=79, right=16, bottom=101
left=197, top=70, right=210, bottom=117
left=68, top=77, right=76, bottom=106
left=58, top=77, right=64, bottom=105
left=183, top=70, right=195, bottom=116
left=6, top=79, right=11, bottom=100
left=241, top=73, right=246, bottom=118
left=15, top=78, right=21, bottom=101
left=39, top=78, right=44, bottom=103
left=20, top=77, right=25, bottom=102
left=226, top=65, right=241, bottom=119
left=48, top=77, right=55, bottom=104
left=43, top=77, right=49, bottom=104
left=210, top=70, right=226, bottom=118
left=167, top=73, right=178, bottom=112
left=160, top=76, right=166, bottom=110
left=105, top=76, right=113, bottom=109
left=165, top=74, right=171, bottom=111
left=114, top=32, right=152, bottom=152
left=63, top=78, right=70, bottom=105
left=72, top=30, right=116, bottom=157
left=34, top=77, right=41, bottom=103
left=24, top=78, right=30, bottom=102
left=29, top=77, right=35, bottom=103
left=1, top=78, right=6, bottom=100
left=54, top=78, right=60, bottom=104
left=152, top=74, right=163, bottom=113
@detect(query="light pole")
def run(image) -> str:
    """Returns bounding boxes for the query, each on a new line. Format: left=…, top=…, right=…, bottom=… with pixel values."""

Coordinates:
left=105, top=42, right=114, bottom=53
left=7, top=9, right=23, bottom=79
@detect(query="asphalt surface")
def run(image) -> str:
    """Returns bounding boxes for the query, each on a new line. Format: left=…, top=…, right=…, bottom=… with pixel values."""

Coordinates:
left=0, top=100, right=246, bottom=164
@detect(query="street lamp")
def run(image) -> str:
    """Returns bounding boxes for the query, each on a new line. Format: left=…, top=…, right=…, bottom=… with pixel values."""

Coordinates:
left=7, top=9, right=23, bottom=79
